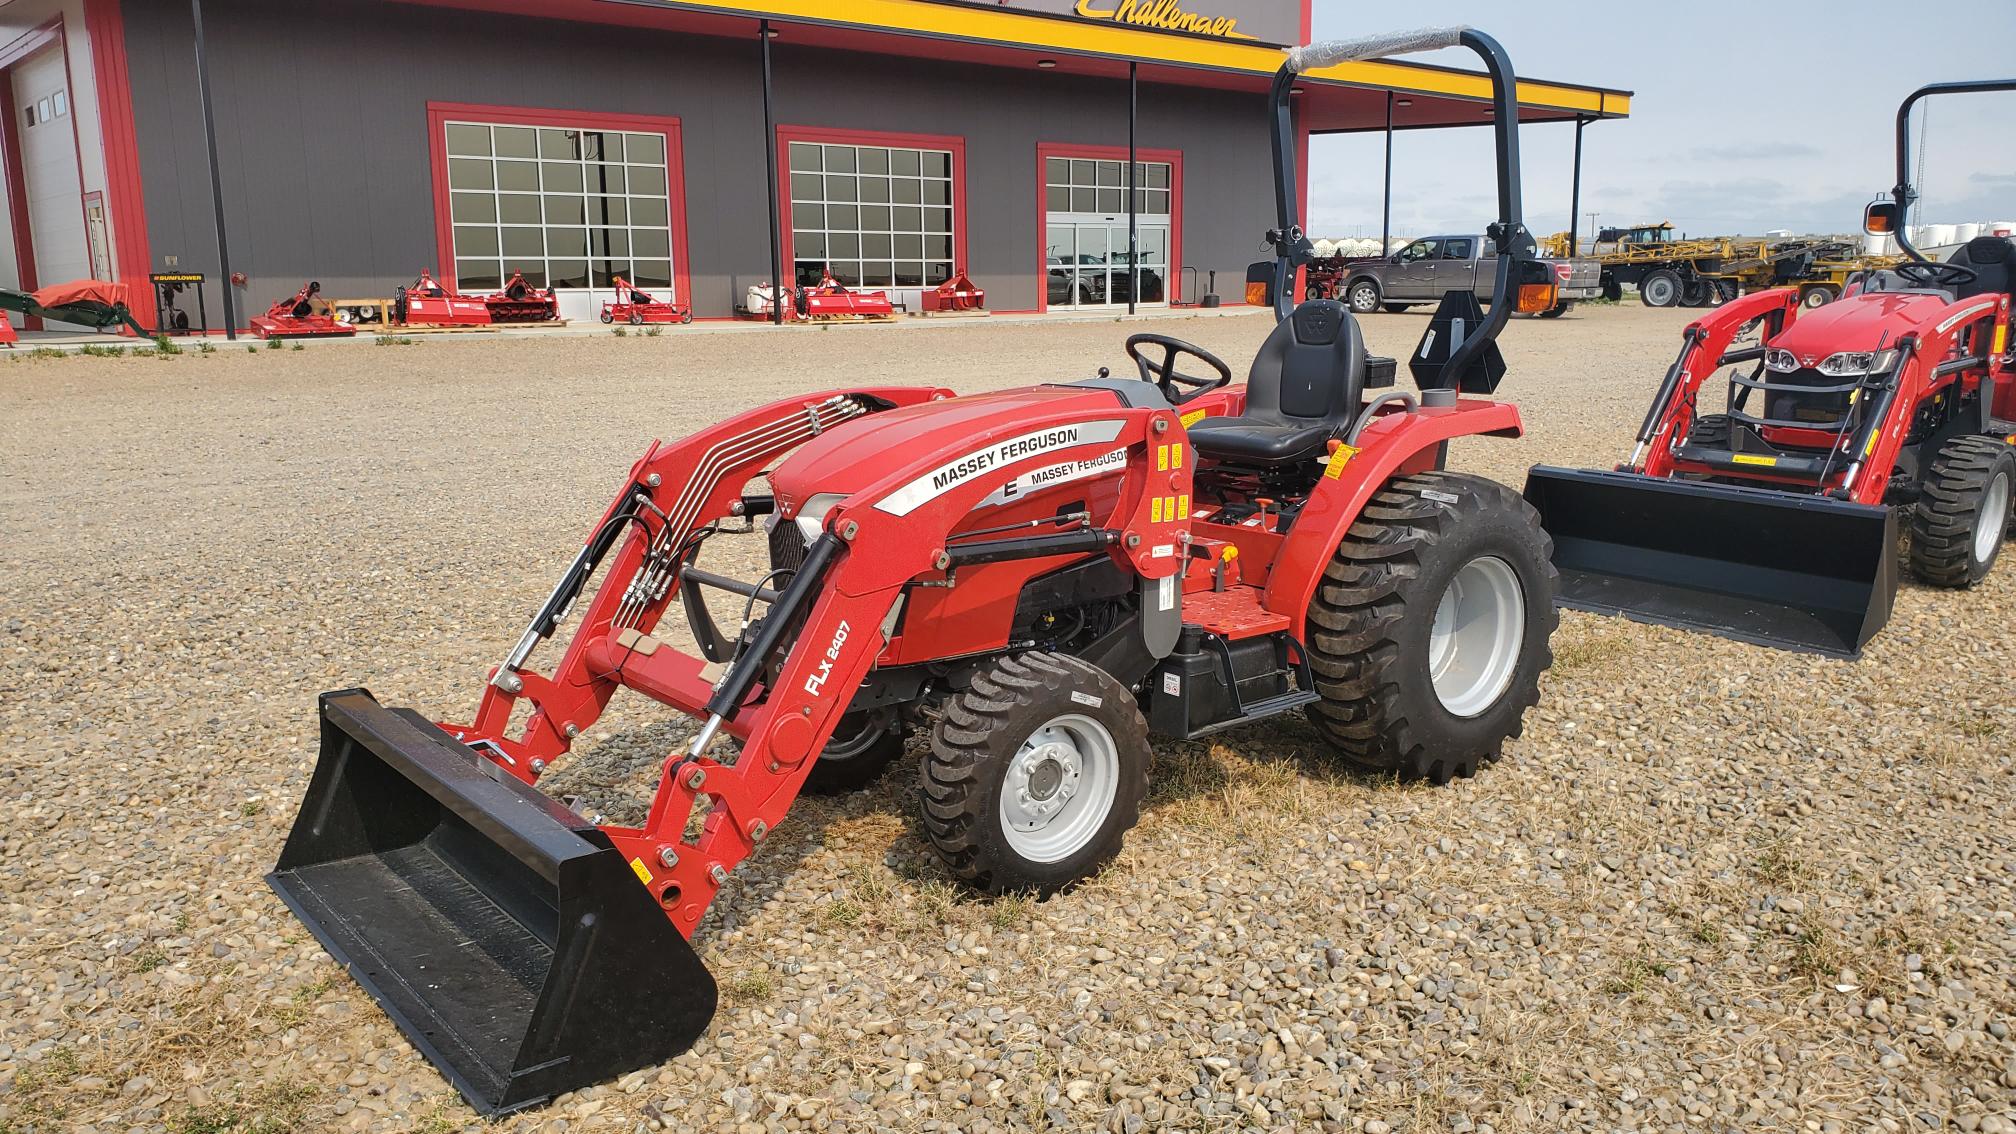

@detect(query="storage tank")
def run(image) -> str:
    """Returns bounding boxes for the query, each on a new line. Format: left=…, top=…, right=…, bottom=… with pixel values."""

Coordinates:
left=1922, top=223, right=1958, bottom=249
left=1954, top=222, right=1982, bottom=244
left=1990, top=221, right=2016, bottom=238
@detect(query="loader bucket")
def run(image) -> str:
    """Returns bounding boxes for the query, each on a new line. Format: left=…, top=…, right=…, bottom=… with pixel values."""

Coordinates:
left=1523, top=467, right=1899, bottom=658
left=269, top=689, right=716, bottom=1115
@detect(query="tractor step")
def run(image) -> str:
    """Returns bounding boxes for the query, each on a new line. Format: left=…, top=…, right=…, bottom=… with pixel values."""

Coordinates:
left=1147, top=626, right=1317, bottom=739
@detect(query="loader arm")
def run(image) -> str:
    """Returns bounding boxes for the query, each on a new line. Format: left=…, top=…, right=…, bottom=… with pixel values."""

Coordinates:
left=1636, top=287, right=1801, bottom=477
left=595, top=392, right=1193, bottom=934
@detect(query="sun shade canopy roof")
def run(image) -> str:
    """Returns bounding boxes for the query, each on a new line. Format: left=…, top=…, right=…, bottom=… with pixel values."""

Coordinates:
left=398, top=0, right=1631, bottom=130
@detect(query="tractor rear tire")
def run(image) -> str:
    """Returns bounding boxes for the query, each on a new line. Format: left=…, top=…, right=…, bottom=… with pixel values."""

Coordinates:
left=1640, top=270, right=1681, bottom=308
left=922, top=653, right=1149, bottom=895
left=1304, top=472, right=1557, bottom=784
left=1909, top=435, right=2016, bottom=588
left=798, top=711, right=904, bottom=795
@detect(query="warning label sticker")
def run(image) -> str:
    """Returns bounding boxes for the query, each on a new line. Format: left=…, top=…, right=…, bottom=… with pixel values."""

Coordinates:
left=875, top=421, right=1127, bottom=515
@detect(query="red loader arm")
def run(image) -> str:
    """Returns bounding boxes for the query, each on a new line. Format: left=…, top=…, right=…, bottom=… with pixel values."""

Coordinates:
left=1636, top=288, right=1800, bottom=476
left=451, top=387, right=1191, bottom=934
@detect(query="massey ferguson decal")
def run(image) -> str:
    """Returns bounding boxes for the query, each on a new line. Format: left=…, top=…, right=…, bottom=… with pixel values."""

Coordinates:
left=978, top=448, right=1128, bottom=507
left=875, top=420, right=1127, bottom=515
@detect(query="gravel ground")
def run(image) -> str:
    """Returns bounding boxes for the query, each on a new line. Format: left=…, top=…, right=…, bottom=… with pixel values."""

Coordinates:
left=2, top=305, right=2012, bottom=1134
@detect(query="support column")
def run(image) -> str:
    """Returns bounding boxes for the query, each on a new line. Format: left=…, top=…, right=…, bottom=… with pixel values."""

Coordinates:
left=190, top=0, right=235, bottom=338
left=760, top=20, right=783, bottom=324
left=1126, top=61, right=1138, bottom=316
left=1380, top=91, right=1393, bottom=256
left=1568, top=117, right=1586, bottom=256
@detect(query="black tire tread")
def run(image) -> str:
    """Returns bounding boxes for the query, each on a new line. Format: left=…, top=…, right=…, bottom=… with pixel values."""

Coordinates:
left=922, top=653, right=1147, bottom=894
left=1303, top=472, right=1557, bottom=784
left=1910, top=434, right=2016, bottom=588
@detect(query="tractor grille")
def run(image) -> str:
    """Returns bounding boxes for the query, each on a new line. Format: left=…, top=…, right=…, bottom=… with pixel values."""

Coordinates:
left=768, top=517, right=808, bottom=574
left=1763, top=369, right=1855, bottom=427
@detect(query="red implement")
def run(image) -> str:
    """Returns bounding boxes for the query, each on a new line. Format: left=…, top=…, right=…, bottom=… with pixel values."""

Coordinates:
left=249, top=282, right=356, bottom=339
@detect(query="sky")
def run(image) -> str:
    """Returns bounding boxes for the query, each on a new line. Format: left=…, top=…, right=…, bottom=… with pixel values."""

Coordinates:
left=1305, top=0, right=2016, bottom=242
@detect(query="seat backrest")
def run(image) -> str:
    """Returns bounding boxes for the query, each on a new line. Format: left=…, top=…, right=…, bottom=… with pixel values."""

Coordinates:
left=1243, top=300, right=1367, bottom=427
left=1950, top=236, right=2016, bottom=303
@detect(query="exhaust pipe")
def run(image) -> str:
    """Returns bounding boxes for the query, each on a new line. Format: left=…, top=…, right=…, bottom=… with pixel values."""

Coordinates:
left=269, top=690, right=717, bottom=1115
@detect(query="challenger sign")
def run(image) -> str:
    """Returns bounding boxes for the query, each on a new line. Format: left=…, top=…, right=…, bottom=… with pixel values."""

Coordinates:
left=1070, top=0, right=1255, bottom=40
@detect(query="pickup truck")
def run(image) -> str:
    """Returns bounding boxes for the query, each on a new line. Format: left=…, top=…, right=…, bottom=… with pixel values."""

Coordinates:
left=1316, top=233, right=1602, bottom=318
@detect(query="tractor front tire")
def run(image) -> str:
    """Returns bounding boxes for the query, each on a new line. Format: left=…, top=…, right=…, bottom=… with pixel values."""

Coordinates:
left=1305, top=473, right=1557, bottom=784
left=922, top=653, right=1149, bottom=895
left=798, top=711, right=904, bottom=795
left=1347, top=279, right=1383, bottom=315
left=1909, top=435, right=2016, bottom=588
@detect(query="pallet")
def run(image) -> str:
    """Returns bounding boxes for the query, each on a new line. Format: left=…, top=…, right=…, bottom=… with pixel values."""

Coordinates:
left=908, top=308, right=989, bottom=319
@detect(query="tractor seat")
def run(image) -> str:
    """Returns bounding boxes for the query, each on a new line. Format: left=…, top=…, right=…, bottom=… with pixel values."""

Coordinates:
left=1188, top=300, right=1367, bottom=468
left=1949, top=235, right=2016, bottom=303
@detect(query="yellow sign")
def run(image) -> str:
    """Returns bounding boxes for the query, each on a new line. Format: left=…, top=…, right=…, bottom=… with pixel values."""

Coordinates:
left=1322, top=443, right=1358, bottom=479
left=1729, top=454, right=1778, bottom=467
left=629, top=857, right=654, bottom=885
left=1073, top=0, right=1253, bottom=40
left=1179, top=407, right=1209, bottom=427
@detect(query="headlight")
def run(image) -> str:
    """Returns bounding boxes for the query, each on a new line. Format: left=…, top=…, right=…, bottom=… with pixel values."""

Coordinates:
left=1764, top=348, right=1799, bottom=372
left=1814, top=349, right=1897, bottom=376
left=793, top=492, right=847, bottom=541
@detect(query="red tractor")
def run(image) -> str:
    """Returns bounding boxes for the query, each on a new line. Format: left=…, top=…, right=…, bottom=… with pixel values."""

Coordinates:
left=270, top=27, right=1564, bottom=1115
left=1526, top=79, right=2016, bottom=658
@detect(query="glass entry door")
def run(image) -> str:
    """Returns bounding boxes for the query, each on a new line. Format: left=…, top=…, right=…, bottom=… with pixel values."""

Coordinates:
left=1043, top=156, right=1172, bottom=310
left=1046, top=220, right=1168, bottom=309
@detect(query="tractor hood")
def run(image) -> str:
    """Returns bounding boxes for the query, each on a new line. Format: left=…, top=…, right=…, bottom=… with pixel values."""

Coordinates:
left=770, top=383, right=1145, bottom=525
left=1770, top=289, right=1981, bottom=360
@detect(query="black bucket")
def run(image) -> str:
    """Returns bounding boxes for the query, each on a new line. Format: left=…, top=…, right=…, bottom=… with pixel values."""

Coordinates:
left=269, top=689, right=716, bottom=1115
left=1523, top=466, right=1899, bottom=658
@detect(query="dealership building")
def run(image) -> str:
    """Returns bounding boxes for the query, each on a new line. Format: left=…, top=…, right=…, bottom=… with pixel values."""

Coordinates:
left=0, top=0, right=1628, bottom=330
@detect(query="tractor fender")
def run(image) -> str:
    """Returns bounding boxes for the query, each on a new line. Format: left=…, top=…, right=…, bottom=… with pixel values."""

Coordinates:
left=1262, top=399, right=1524, bottom=637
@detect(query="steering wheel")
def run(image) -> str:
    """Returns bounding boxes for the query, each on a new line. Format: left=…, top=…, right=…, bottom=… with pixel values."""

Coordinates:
left=1894, top=259, right=1977, bottom=288
left=1125, top=333, right=1232, bottom=405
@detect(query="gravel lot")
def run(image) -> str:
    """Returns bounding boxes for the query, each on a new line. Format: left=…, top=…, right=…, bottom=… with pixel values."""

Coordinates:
left=3, top=305, right=2013, bottom=1134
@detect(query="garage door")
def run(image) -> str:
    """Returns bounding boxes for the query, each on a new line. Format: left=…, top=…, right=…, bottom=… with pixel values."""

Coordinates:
left=12, top=48, right=88, bottom=327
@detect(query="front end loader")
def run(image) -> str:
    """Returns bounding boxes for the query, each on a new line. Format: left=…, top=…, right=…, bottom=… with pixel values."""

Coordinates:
left=272, top=26, right=1564, bottom=1115
left=1525, top=79, right=2016, bottom=658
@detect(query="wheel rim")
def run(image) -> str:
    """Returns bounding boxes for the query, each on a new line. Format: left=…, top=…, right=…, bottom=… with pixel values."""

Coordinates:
left=997, top=713, right=1118, bottom=863
left=1350, top=284, right=1377, bottom=312
left=1976, top=471, right=2011, bottom=564
left=822, top=713, right=888, bottom=762
left=1428, top=555, right=1527, bottom=718
left=1645, top=277, right=1675, bottom=306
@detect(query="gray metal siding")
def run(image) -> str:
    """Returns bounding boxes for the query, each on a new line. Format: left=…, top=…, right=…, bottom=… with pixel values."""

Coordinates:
left=124, top=0, right=1270, bottom=319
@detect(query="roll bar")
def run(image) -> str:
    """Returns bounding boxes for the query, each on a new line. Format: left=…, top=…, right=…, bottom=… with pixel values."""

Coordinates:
left=1267, top=27, right=1535, bottom=388
left=1889, top=79, right=2016, bottom=263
